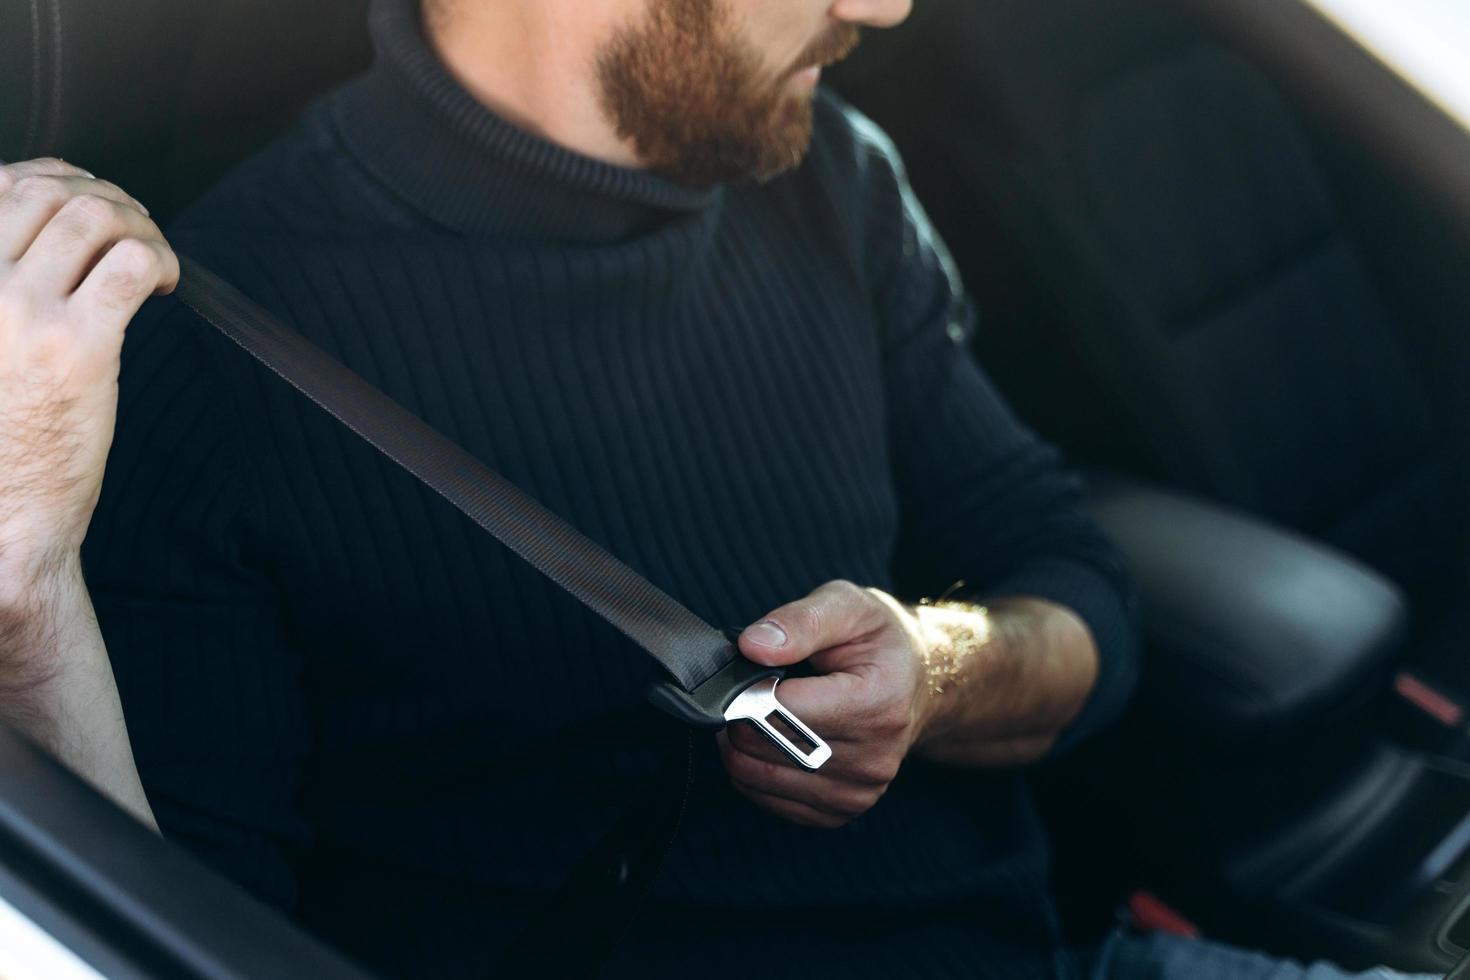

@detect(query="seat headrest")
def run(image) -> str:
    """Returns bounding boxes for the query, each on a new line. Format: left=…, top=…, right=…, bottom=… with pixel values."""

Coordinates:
left=0, top=0, right=372, bottom=223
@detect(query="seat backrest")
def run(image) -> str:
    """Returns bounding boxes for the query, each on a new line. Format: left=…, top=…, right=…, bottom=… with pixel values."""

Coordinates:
left=833, top=0, right=1464, bottom=594
left=1, top=0, right=372, bottom=224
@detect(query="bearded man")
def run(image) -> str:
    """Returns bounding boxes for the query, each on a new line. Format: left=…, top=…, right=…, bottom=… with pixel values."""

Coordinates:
left=0, top=0, right=1441, bottom=978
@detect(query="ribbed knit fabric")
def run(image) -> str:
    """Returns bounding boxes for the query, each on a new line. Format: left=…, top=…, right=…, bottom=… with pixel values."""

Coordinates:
left=80, top=1, right=1139, bottom=977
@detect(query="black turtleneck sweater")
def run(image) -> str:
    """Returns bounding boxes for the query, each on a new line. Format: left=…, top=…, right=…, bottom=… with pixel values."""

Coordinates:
left=80, top=1, right=1139, bottom=977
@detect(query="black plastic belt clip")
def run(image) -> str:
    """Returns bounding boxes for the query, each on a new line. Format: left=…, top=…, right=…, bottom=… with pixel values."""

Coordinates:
left=648, top=656, right=832, bottom=771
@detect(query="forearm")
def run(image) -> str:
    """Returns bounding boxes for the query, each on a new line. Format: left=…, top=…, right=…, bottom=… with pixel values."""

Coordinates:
left=910, top=597, right=1099, bottom=768
left=0, top=556, right=156, bottom=829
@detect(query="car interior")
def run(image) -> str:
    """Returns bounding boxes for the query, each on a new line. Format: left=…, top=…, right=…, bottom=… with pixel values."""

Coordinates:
left=4, top=0, right=1470, bottom=975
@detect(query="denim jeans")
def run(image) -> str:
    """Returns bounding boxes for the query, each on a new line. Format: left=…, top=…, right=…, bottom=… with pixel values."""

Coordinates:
left=1057, top=930, right=1446, bottom=980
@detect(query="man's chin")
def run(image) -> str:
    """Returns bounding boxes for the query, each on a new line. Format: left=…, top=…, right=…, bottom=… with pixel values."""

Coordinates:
left=632, top=90, right=817, bottom=187
left=747, top=99, right=817, bottom=183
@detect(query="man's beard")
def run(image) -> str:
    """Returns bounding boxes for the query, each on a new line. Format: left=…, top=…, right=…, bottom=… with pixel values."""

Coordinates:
left=596, top=0, right=860, bottom=187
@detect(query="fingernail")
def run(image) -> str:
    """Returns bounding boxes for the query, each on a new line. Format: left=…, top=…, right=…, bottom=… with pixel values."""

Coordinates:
left=744, top=621, right=787, bottom=648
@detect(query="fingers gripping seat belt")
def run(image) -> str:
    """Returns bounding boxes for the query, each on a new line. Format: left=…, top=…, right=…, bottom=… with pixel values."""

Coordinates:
left=174, top=258, right=831, bottom=772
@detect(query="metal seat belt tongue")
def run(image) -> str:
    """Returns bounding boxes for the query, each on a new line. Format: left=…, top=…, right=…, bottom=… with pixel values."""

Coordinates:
left=647, top=637, right=832, bottom=771
left=173, top=258, right=832, bottom=771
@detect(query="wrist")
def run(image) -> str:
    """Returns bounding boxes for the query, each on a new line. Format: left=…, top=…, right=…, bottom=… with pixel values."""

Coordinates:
left=0, top=547, right=91, bottom=748
left=906, top=600, right=994, bottom=751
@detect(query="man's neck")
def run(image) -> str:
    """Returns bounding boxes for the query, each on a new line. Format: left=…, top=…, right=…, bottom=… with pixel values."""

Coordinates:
left=422, top=1, right=643, bottom=169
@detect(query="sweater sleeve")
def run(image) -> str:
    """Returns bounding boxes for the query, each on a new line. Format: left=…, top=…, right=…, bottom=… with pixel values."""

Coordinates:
left=851, top=114, right=1141, bottom=753
left=80, top=296, right=312, bottom=907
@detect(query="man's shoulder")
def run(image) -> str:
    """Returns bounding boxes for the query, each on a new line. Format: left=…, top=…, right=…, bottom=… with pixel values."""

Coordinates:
left=769, top=89, right=910, bottom=223
left=741, top=89, right=921, bottom=288
left=770, top=89, right=913, bottom=231
left=806, top=88, right=909, bottom=194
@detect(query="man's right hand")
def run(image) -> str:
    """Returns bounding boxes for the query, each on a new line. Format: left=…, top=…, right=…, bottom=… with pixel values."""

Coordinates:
left=0, top=157, right=179, bottom=595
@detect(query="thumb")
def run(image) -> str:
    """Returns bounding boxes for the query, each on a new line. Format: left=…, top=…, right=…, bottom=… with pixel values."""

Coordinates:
left=739, top=580, right=890, bottom=667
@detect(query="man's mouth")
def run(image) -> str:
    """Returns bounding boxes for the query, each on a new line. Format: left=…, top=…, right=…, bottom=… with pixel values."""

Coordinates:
left=788, top=23, right=862, bottom=82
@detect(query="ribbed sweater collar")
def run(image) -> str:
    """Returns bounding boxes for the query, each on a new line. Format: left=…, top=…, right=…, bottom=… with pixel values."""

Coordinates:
left=329, top=0, right=721, bottom=242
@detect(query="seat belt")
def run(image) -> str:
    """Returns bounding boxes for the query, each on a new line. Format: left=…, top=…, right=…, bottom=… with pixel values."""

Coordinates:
left=173, top=257, right=830, bottom=771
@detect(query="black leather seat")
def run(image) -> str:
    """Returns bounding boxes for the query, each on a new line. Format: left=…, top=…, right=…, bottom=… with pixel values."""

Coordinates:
left=1085, top=477, right=1405, bottom=747
left=832, top=0, right=1470, bottom=722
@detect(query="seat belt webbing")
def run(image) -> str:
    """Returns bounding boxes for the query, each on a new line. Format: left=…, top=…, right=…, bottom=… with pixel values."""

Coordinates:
left=177, top=258, right=729, bottom=690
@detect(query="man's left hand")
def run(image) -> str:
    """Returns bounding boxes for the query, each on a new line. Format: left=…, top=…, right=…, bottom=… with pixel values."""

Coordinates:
left=717, top=580, right=936, bottom=829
